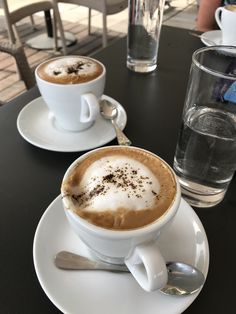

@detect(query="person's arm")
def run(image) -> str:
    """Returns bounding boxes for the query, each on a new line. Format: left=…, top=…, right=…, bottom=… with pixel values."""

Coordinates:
left=196, top=0, right=221, bottom=32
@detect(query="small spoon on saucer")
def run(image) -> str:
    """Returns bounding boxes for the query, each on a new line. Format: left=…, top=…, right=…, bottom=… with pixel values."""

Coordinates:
left=55, top=251, right=205, bottom=296
left=189, top=31, right=215, bottom=45
left=100, top=99, right=132, bottom=146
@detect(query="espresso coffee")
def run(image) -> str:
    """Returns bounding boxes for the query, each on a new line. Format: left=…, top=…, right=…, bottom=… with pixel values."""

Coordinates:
left=61, top=147, right=176, bottom=230
left=37, top=56, right=103, bottom=84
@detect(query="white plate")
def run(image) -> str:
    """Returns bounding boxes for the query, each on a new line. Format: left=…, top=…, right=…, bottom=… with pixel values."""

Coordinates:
left=33, top=196, right=209, bottom=314
left=201, top=30, right=222, bottom=46
left=17, top=95, right=127, bottom=152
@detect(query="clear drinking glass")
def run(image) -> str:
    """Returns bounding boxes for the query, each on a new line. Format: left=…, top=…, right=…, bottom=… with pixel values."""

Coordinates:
left=127, top=0, right=165, bottom=73
left=173, top=46, right=236, bottom=208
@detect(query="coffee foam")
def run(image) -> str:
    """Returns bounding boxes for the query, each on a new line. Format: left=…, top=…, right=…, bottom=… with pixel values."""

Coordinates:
left=226, top=4, right=236, bottom=11
left=62, top=147, right=176, bottom=230
left=68, top=156, right=160, bottom=212
left=37, top=56, right=103, bottom=84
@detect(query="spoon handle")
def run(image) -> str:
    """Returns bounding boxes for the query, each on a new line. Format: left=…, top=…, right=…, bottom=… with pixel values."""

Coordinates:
left=54, top=251, right=129, bottom=272
left=111, top=119, right=132, bottom=146
left=189, top=31, right=215, bottom=45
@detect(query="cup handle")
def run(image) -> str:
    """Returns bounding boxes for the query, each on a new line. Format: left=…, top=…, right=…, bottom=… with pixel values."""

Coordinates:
left=125, top=242, right=167, bottom=292
left=215, top=7, right=223, bottom=29
left=80, top=93, right=99, bottom=123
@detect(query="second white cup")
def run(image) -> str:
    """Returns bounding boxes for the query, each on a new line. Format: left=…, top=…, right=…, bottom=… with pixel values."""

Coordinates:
left=35, top=56, right=106, bottom=132
left=215, top=4, right=236, bottom=45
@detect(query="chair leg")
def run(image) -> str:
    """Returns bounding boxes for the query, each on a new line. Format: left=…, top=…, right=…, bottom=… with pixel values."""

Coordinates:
left=29, top=15, right=37, bottom=30
left=1, top=0, right=16, bottom=44
left=102, top=12, right=107, bottom=47
left=88, top=8, right=92, bottom=35
left=52, top=1, right=67, bottom=55
left=52, top=11, right=59, bottom=52
left=12, top=24, right=23, bottom=45
left=13, top=46, right=35, bottom=89
left=8, top=25, right=23, bottom=81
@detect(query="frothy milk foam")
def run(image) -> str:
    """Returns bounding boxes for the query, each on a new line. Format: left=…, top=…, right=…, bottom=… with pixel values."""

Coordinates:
left=226, top=4, right=236, bottom=11
left=62, top=147, right=176, bottom=230
left=37, top=56, right=103, bottom=84
left=73, top=156, right=160, bottom=211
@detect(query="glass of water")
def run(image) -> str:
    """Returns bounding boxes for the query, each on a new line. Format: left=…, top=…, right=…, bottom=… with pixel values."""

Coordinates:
left=173, top=46, right=236, bottom=208
left=127, top=0, right=165, bottom=73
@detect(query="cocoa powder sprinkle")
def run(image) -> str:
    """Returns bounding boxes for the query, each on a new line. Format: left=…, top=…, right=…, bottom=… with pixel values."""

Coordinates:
left=72, top=163, right=157, bottom=208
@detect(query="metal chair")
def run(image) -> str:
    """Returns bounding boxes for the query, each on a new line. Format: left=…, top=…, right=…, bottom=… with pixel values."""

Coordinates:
left=0, top=0, right=65, bottom=52
left=0, top=40, right=36, bottom=104
left=0, top=41, right=36, bottom=90
left=52, top=0, right=128, bottom=54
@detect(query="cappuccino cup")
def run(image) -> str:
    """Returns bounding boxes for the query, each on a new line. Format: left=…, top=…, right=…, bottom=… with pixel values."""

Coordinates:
left=35, top=56, right=105, bottom=132
left=61, top=146, right=181, bottom=291
left=215, top=5, right=236, bottom=45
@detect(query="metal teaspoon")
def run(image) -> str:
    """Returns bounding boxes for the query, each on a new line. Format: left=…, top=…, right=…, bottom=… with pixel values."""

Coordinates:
left=55, top=251, right=205, bottom=296
left=189, top=31, right=216, bottom=45
left=100, top=99, right=132, bottom=146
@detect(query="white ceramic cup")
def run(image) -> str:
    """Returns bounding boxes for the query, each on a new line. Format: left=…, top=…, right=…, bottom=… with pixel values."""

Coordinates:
left=61, top=146, right=181, bottom=292
left=215, top=5, right=236, bottom=45
left=35, top=56, right=106, bottom=132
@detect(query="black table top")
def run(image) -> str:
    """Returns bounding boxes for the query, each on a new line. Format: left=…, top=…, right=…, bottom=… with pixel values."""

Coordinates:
left=0, top=26, right=235, bottom=314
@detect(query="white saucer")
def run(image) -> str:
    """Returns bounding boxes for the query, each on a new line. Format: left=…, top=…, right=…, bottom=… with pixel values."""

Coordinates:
left=17, top=95, right=127, bottom=152
left=33, top=196, right=209, bottom=314
left=201, top=30, right=222, bottom=46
